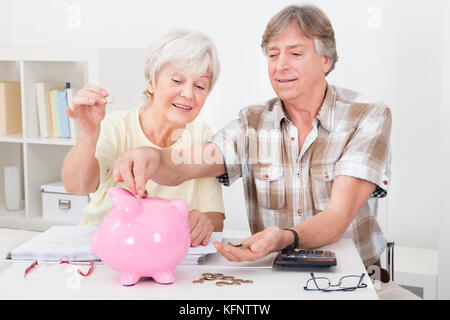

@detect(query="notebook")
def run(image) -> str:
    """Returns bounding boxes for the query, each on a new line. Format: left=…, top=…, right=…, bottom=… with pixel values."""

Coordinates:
left=8, top=226, right=222, bottom=264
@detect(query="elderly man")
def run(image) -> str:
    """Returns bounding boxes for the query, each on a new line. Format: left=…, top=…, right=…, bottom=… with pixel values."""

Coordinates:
left=113, top=5, right=419, bottom=299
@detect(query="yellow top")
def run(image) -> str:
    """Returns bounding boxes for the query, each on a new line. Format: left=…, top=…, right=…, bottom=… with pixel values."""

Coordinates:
left=81, top=108, right=225, bottom=226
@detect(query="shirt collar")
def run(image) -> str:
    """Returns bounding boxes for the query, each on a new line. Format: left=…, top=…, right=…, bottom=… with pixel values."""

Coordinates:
left=271, top=82, right=335, bottom=132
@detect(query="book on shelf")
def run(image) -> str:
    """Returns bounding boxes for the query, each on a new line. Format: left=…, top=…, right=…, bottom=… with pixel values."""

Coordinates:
left=0, top=81, right=22, bottom=136
left=7, top=226, right=222, bottom=266
left=65, top=83, right=78, bottom=139
left=36, top=82, right=77, bottom=139
left=35, top=82, right=66, bottom=138
left=56, top=89, right=71, bottom=138
left=51, top=90, right=62, bottom=137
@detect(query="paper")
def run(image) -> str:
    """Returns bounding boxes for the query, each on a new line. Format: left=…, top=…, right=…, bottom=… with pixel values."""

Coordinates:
left=8, top=226, right=99, bottom=262
left=187, top=232, right=222, bottom=255
left=8, top=227, right=222, bottom=264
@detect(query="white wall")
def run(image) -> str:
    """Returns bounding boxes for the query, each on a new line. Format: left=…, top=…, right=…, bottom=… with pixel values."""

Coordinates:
left=2, top=0, right=448, bottom=252
left=0, top=0, right=12, bottom=47
left=438, top=0, right=450, bottom=301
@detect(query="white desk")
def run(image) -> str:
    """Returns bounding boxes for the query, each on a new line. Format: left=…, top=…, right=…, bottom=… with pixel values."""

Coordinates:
left=0, top=238, right=377, bottom=300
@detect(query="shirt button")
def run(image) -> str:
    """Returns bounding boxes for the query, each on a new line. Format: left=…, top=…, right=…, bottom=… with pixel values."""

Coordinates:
left=264, top=174, right=269, bottom=180
left=297, top=209, right=302, bottom=216
left=297, top=171, right=301, bottom=177
left=383, top=180, right=388, bottom=185
left=291, top=137, right=296, bottom=142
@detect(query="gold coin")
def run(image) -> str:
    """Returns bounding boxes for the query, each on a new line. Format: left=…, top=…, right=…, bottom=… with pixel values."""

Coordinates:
left=216, top=281, right=229, bottom=286
left=202, top=273, right=213, bottom=277
left=222, top=276, right=234, bottom=281
left=242, top=280, right=254, bottom=284
left=192, top=280, right=204, bottom=284
left=231, top=280, right=241, bottom=285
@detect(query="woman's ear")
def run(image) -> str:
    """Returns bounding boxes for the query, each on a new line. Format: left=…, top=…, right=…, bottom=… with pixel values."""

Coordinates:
left=147, top=79, right=154, bottom=95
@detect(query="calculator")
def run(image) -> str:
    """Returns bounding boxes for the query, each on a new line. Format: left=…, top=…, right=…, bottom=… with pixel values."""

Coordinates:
left=274, top=249, right=337, bottom=268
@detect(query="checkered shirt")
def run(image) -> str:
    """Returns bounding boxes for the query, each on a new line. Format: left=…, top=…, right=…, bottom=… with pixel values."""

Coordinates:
left=209, top=83, right=392, bottom=267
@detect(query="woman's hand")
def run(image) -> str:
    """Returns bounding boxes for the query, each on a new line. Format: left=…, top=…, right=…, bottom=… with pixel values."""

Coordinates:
left=189, top=209, right=214, bottom=247
left=66, top=84, right=109, bottom=140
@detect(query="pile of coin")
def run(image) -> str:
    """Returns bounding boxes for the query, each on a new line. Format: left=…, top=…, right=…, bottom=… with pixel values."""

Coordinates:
left=193, top=273, right=254, bottom=287
left=227, top=241, right=251, bottom=250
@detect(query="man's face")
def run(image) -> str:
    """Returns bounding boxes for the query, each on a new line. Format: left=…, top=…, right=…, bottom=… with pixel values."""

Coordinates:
left=266, top=22, right=331, bottom=104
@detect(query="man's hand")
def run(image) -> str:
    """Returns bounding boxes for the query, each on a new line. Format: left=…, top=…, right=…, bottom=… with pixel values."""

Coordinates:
left=213, top=226, right=291, bottom=262
left=113, top=147, right=161, bottom=197
left=189, top=210, right=214, bottom=247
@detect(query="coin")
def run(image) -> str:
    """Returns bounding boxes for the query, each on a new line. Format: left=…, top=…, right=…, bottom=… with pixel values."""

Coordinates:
left=227, top=241, right=251, bottom=250
left=231, top=280, right=241, bottom=285
left=105, top=95, right=115, bottom=104
left=222, top=276, right=234, bottom=281
left=203, top=276, right=216, bottom=281
left=216, top=281, right=229, bottom=286
left=202, top=273, right=214, bottom=277
left=192, top=279, right=204, bottom=284
left=242, top=280, right=254, bottom=284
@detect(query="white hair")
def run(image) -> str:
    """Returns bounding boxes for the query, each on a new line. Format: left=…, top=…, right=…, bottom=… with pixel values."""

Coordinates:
left=143, top=30, right=220, bottom=104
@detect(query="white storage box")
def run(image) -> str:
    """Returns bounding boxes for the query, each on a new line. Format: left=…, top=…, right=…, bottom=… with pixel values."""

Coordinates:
left=41, top=182, right=89, bottom=223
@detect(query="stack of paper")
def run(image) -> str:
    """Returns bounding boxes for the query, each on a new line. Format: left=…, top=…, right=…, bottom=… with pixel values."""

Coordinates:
left=8, top=226, right=222, bottom=265
left=181, top=232, right=222, bottom=265
left=8, top=226, right=100, bottom=262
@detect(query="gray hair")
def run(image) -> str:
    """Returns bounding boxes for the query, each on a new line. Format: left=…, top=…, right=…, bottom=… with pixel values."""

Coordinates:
left=143, top=30, right=220, bottom=104
left=261, top=4, right=339, bottom=75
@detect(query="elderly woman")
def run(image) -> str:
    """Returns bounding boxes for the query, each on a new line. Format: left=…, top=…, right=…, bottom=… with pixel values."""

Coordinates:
left=61, top=30, right=225, bottom=247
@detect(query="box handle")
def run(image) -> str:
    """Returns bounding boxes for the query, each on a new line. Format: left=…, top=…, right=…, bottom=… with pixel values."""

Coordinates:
left=59, top=199, right=71, bottom=210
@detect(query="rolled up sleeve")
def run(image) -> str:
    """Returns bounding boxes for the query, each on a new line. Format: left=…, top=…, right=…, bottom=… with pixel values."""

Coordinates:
left=208, top=119, right=245, bottom=187
left=335, top=105, right=392, bottom=197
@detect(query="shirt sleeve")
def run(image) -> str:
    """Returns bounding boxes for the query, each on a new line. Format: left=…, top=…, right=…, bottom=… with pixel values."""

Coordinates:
left=92, top=115, right=122, bottom=193
left=334, top=105, right=392, bottom=196
left=195, top=177, right=226, bottom=215
left=208, top=118, right=245, bottom=187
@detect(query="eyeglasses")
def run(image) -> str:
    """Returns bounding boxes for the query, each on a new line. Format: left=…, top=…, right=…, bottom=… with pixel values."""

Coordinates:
left=303, top=273, right=367, bottom=292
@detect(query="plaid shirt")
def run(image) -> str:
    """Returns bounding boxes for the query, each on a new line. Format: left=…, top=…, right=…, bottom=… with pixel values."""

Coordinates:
left=209, top=83, right=392, bottom=267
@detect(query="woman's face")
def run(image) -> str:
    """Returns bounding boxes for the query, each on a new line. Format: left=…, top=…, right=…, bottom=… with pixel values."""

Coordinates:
left=147, top=64, right=211, bottom=126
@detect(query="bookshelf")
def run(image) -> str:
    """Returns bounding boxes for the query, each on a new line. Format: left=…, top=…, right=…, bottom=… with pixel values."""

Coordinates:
left=0, top=48, right=98, bottom=231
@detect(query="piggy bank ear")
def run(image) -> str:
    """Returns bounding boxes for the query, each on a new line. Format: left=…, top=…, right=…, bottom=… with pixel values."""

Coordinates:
left=107, top=187, right=142, bottom=220
left=170, top=200, right=189, bottom=218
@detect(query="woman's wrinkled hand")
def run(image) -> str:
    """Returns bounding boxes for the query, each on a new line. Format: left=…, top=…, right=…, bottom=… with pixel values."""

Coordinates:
left=189, top=209, right=214, bottom=247
left=66, top=84, right=109, bottom=139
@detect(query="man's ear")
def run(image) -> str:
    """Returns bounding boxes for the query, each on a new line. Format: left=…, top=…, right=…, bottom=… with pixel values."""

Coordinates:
left=322, top=56, right=332, bottom=74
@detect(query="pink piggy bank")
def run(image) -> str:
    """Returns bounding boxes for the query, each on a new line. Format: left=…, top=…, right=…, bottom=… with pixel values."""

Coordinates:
left=90, top=187, right=190, bottom=286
